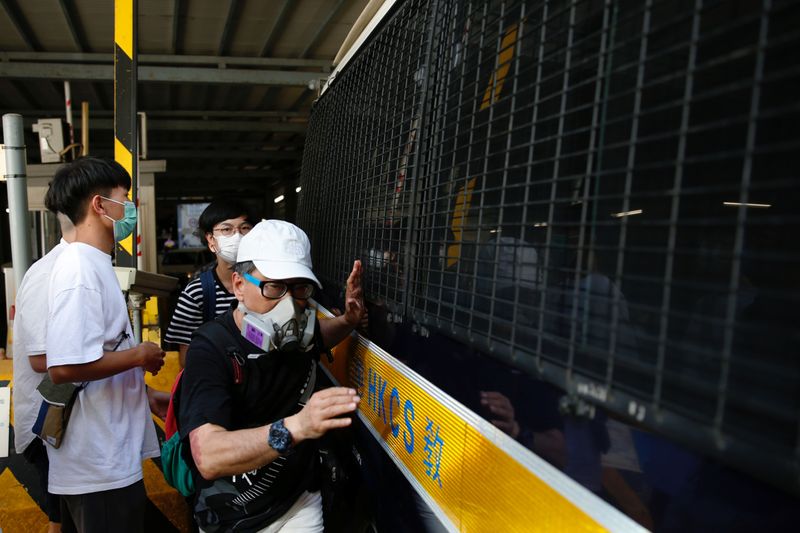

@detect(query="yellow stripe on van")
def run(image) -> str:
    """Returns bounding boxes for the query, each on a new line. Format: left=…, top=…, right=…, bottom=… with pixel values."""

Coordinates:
left=317, top=306, right=644, bottom=532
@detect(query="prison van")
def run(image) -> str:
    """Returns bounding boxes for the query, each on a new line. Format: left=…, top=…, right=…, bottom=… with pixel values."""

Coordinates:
left=298, top=0, right=800, bottom=531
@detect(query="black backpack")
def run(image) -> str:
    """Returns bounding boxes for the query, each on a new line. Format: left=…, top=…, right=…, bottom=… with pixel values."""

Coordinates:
left=161, top=319, right=246, bottom=496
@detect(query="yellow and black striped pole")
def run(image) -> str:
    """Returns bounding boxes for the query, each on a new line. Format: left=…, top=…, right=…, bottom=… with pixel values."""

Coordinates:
left=114, top=0, right=137, bottom=267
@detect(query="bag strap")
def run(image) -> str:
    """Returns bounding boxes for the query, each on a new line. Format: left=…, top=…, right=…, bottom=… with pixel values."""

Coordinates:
left=194, top=318, right=246, bottom=386
left=193, top=314, right=320, bottom=413
left=300, top=362, right=317, bottom=405
left=164, top=369, right=184, bottom=439
left=199, top=268, right=217, bottom=323
left=169, top=318, right=246, bottom=440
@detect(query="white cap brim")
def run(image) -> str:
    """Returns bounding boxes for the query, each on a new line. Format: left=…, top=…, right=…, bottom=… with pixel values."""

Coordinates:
left=252, top=259, right=322, bottom=289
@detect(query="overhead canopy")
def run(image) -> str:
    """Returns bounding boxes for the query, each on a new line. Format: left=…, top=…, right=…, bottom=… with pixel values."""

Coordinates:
left=0, top=0, right=369, bottom=199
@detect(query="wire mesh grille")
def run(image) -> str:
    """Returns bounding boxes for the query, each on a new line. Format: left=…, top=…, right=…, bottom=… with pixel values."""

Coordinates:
left=299, top=0, right=800, bottom=492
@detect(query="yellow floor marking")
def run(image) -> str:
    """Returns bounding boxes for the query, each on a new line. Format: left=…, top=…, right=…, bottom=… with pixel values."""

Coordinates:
left=0, top=467, right=49, bottom=533
left=143, top=459, right=191, bottom=533
left=0, top=358, right=13, bottom=381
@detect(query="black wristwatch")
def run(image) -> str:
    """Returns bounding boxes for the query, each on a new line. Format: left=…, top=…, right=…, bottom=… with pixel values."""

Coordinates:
left=268, top=418, right=294, bottom=454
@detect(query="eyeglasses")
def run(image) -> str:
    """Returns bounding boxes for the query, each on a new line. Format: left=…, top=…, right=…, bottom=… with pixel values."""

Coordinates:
left=212, top=223, right=253, bottom=237
left=243, top=272, right=314, bottom=300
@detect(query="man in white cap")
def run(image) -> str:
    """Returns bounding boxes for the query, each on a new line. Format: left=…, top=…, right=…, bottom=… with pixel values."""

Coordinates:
left=178, top=219, right=364, bottom=532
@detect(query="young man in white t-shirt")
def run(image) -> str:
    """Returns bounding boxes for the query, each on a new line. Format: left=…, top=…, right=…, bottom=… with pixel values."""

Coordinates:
left=44, top=157, right=167, bottom=533
left=12, top=213, right=75, bottom=533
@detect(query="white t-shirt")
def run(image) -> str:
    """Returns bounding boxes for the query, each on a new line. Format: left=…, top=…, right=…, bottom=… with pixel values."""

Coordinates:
left=45, top=242, right=159, bottom=495
left=12, top=240, right=69, bottom=453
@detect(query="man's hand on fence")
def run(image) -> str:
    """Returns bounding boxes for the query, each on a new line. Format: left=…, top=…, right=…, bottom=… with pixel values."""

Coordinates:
left=286, top=387, right=360, bottom=442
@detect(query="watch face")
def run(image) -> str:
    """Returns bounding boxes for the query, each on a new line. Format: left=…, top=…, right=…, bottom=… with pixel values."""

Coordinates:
left=269, top=419, right=292, bottom=453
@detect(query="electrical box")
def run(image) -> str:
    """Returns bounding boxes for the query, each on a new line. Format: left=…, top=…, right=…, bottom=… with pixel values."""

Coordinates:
left=31, top=118, right=65, bottom=163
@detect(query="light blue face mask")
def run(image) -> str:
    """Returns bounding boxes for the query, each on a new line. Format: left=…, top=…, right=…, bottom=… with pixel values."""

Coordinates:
left=101, top=196, right=137, bottom=242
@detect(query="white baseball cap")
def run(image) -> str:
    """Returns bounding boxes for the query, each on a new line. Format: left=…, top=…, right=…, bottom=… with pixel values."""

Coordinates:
left=236, top=219, right=322, bottom=288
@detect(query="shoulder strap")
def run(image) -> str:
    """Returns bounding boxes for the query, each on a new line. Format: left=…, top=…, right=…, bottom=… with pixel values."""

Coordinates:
left=169, top=318, right=244, bottom=439
left=301, top=363, right=317, bottom=404
left=199, top=269, right=217, bottom=323
left=195, top=318, right=246, bottom=385
left=164, top=369, right=184, bottom=439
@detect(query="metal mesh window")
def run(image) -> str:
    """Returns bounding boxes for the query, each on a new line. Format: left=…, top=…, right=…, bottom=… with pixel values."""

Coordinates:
left=302, top=0, right=433, bottom=313
left=299, top=0, right=800, bottom=493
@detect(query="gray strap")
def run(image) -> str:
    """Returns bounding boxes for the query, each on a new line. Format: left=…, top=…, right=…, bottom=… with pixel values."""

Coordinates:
left=299, top=362, right=317, bottom=404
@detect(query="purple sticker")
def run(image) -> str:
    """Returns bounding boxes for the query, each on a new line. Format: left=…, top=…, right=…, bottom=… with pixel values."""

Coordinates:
left=245, top=323, right=264, bottom=347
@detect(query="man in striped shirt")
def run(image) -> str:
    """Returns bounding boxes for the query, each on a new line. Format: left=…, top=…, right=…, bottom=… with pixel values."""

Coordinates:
left=165, top=200, right=366, bottom=367
left=165, top=199, right=255, bottom=366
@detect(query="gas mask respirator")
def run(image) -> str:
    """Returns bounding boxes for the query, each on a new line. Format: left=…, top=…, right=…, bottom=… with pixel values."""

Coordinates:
left=239, top=298, right=317, bottom=353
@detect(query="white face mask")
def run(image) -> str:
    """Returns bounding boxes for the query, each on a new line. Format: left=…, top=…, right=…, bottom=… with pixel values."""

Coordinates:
left=214, top=232, right=242, bottom=264
left=238, top=298, right=317, bottom=353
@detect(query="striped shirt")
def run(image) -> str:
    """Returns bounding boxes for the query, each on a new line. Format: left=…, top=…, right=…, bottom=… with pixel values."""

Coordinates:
left=164, top=269, right=236, bottom=346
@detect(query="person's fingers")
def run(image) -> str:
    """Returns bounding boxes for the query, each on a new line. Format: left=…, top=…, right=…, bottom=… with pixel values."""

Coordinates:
left=347, top=282, right=362, bottom=298
left=318, top=401, right=358, bottom=419
left=312, top=387, right=357, bottom=401
left=314, top=391, right=359, bottom=406
left=491, top=419, right=512, bottom=430
left=321, top=417, right=353, bottom=431
left=488, top=403, right=513, bottom=419
left=488, top=396, right=513, bottom=413
left=313, top=394, right=360, bottom=415
left=347, top=260, right=363, bottom=290
left=480, top=391, right=506, bottom=401
left=351, top=259, right=362, bottom=278
left=347, top=262, right=358, bottom=285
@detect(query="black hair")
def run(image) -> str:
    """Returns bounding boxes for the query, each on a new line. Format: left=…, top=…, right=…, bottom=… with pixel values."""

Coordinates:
left=44, top=157, right=131, bottom=224
left=197, top=198, right=257, bottom=235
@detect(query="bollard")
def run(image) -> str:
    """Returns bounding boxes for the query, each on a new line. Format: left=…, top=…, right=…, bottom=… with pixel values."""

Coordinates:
left=2, top=113, right=32, bottom=290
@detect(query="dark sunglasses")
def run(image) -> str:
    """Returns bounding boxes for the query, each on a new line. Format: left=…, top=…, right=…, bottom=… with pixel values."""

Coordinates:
left=243, top=272, right=314, bottom=300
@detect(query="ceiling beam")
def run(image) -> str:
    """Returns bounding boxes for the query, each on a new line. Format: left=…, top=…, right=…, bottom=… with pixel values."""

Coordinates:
left=300, top=0, right=347, bottom=58
left=170, top=0, right=183, bottom=109
left=65, top=143, right=303, bottom=153
left=260, top=0, right=296, bottom=57
left=0, top=0, right=41, bottom=50
left=218, top=0, right=242, bottom=56
left=172, top=0, right=183, bottom=54
left=56, top=0, right=89, bottom=51
left=0, top=52, right=331, bottom=69
left=21, top=117, right=306, bottom=133
left=40, top=118, right=308, bottom=133
left=210, top=0, right=243, bottom=112
left=55, top=1, right=109, bottom=110
left=140, top=141, right=303, bottom=150
left=156, top=178, right=286, bottom=196
left=149, top=150, right=302, bottom=160
left=3, top=108, right=307, bottom=119
left=0, top=62, right=324, bottom=87
left=4, top=80, right=38, bottom=108
left=164, top=169, right=293, bottom=179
